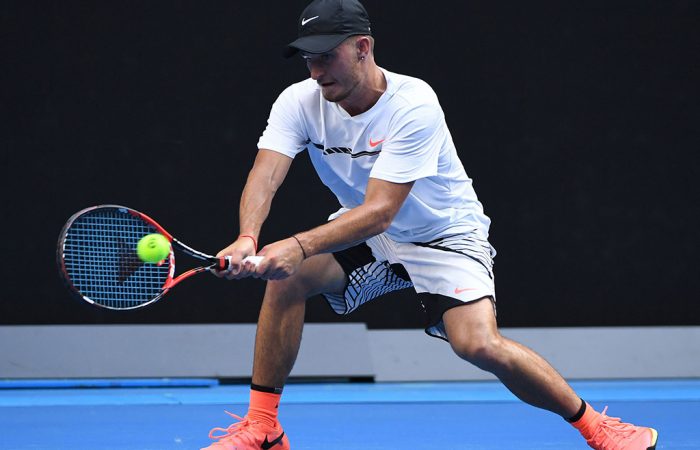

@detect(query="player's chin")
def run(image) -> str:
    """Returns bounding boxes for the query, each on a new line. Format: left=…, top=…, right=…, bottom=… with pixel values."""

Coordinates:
left=321, top=86, right=347, bottom=103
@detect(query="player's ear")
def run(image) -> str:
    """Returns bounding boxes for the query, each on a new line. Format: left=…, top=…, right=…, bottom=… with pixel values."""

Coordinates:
left=355, top=36, right=371, bottom=60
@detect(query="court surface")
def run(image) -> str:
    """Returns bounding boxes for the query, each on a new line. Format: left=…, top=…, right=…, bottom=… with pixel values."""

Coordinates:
left=0, top=378, right=697, bottom=449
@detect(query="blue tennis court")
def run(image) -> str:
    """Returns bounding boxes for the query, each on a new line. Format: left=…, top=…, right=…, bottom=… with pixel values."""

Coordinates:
left=0, top=378, right=696, bottom=449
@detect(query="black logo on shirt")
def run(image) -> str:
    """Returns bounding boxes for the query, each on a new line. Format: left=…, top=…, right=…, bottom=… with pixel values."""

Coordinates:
left=309, top=141, right=381, bottom=158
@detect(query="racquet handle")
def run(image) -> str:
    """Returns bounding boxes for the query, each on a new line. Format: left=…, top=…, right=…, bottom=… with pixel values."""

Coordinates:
left=220, top=255, right=264, bottom=270
left=243, top=255, right=264, bottom=266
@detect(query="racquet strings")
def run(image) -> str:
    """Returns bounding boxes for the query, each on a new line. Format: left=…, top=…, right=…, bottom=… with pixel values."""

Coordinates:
left=62, top=208, right=171, bottom=309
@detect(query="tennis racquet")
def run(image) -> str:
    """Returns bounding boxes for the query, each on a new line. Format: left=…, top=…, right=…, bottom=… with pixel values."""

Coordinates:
left=57, top=204, right=261, bottom=310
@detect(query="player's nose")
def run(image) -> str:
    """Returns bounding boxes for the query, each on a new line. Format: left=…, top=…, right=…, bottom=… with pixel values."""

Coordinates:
left=311, top=69, right=324, bottom=81
left=307, top=62, right=324, bottom=80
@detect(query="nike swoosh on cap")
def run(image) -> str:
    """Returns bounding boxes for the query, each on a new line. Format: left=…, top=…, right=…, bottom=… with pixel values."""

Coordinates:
left=369, top=138, right=385, bottom=147
left=301, top=16, right=319, bottom=26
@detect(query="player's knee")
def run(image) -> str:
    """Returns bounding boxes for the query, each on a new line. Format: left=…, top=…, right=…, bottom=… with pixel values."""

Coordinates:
left=449, top=330, right=505, bottom=371
left=265, top=262, right=324, bottom=302
left=266, top=276, right=308, bottom=302
left=263, top=254, right=345, bottom=310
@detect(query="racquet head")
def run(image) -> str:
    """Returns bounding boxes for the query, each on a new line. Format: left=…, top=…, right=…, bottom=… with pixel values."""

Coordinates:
left=57, top=205, right=176, bottom=310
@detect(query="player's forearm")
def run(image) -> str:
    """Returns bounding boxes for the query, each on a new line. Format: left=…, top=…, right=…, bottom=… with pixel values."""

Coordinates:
left=238, top=150, right=293, bottom=241
left=293, top=202, right=392, bottom=257
left=293, top=178, right=414, bottom=258
left=238, top=179, right=274, bottom=240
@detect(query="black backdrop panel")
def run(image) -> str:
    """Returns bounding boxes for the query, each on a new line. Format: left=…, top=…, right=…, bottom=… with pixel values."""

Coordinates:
left=2, top=1, right=698, bottom=327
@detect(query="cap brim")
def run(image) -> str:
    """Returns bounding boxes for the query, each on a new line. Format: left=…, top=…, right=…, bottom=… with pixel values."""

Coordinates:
left=283, top=34, right=352, bottom=58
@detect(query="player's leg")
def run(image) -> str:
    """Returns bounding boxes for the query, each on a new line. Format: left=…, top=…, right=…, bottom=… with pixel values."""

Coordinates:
left=442, top=297, right=581, bottom=416
left=442, top=298, right=658, bottom=450
left=403, top=232, right=658, bottom=450
left=202, top=253, right=346, bottom=450
left=252, top=252, right=347, bottom=388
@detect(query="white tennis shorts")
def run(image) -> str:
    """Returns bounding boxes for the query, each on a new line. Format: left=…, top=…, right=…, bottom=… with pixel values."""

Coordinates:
left=324, top=230, right=497, bottom=341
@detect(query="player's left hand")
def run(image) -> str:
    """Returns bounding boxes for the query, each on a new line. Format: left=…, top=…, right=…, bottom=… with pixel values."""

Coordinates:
left=253, top=237, right=306, bottom=280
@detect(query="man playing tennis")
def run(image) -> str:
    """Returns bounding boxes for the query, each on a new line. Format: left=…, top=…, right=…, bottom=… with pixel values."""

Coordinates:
left=206, top=0, right=658, bottom=449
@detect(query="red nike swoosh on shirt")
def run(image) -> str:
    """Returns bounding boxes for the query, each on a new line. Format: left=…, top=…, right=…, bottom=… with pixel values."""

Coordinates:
left=454, top=287, right=478, bottom=294
left=369, top=138, right=385, bottom=147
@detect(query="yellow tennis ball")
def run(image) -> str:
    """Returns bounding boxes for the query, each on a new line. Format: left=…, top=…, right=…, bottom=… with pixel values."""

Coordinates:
left=136, top=233, right=170, bottom=263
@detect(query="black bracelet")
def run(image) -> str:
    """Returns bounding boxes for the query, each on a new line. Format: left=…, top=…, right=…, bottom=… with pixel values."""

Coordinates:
left=292, top=235, right=307, bottom=259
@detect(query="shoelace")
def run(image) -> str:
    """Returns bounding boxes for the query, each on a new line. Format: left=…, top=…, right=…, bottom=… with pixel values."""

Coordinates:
left=589, top=407, right=638, bottom=447
left=208, top=411, right=260, bottom=445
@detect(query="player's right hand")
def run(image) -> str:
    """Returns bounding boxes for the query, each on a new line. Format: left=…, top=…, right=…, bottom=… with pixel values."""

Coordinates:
left=212, top=236, right=258, bottom=280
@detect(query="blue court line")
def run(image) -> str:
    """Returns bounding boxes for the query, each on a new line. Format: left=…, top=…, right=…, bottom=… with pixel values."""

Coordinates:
left=0, top=379, right=698, bottom=407
left=0, top=378, right=218, bottom=389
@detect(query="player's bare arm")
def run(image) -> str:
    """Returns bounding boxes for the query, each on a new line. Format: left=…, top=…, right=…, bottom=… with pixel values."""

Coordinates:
left=296, top=177, right=414, bottom=255
left=214, top=149, right=293, bottom=279
left=253, top=177, right=414, bottom=280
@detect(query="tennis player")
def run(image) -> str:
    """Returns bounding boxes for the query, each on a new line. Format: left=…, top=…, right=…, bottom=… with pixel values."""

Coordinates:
left=205, top=0, right=658, bottom=449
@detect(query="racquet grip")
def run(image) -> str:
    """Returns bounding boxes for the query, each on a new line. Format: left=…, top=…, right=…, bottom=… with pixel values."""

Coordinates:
left=221, top=255, right=263, bottom=269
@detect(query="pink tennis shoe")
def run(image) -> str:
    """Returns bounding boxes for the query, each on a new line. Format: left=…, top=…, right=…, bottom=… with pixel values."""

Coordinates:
left=579, top=406, right=658, bottom=450
left=201, top=411, right=289, bottom=450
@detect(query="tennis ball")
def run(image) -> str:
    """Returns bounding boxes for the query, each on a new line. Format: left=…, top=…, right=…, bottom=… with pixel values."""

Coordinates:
left=136, top=233, right=170, bottom=263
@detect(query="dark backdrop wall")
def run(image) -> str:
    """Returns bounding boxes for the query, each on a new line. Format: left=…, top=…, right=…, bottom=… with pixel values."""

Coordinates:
left=3, top=1, right=698, bottom=327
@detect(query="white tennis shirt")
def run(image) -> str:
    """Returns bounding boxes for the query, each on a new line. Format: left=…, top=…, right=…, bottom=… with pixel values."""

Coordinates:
left=257, top=68, right=491, bottom=243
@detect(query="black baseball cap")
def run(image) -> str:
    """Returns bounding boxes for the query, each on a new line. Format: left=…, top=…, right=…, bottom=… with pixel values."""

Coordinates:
left=283, top=0, right=372, bottom=58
